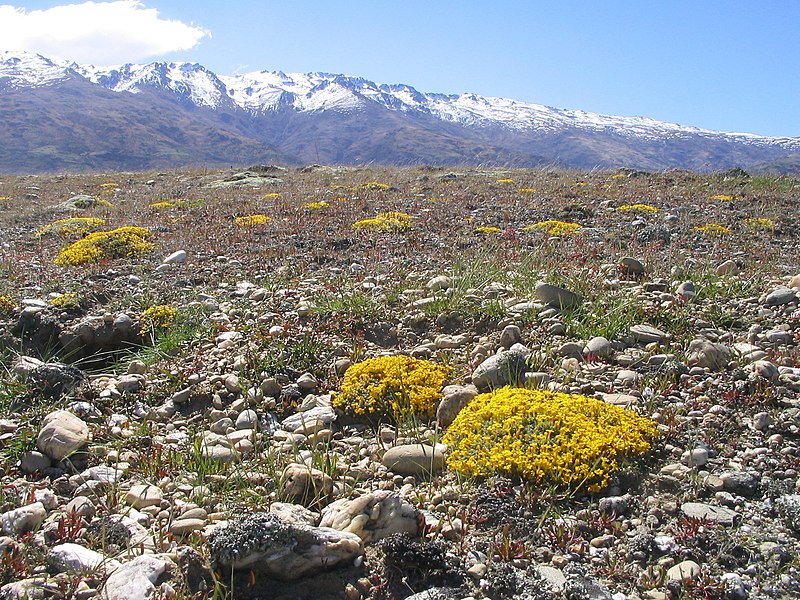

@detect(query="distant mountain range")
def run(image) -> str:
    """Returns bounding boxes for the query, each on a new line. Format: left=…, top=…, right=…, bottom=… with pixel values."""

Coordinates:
left=1, top=51, right=798, bottom=173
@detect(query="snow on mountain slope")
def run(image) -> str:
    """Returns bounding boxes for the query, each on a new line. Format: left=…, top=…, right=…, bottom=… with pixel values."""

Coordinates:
left=1, top=50, right=798, bottom=151
left=0, top=51, right=73, bottom=88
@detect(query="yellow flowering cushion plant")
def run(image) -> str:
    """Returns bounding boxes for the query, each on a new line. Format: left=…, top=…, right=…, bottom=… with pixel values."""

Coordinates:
left=522, top=220, right=582, bottom=236
left=36, top=217, right=106, bottom=237
left=333, top=355, right=449, bottom=422
left=443, top=387, right=658, bottom=492
left=352, top=212, right=412, bottom=232
left=54, top=226, right=153, bottom=265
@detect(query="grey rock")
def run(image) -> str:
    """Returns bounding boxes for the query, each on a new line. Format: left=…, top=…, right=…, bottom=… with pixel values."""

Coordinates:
left=681, top=447, right=709, bottom=467
left=37, top=410, right=89, bottom=461
left=48, top=543, right=119, bottom=574
left=320, top=490, right=419, bottom=542
left=619, top=256, right=645, bottom=277
left=382, top=444, right=446, bottom=477
left=687, top=338, right=732, bottom=370
left=282, top=463, right=334, bottom=507
left=535, top=281, right=582, bottom=309
left=498, top=325, right=522, bottom=349
left=715, top=260, right=740, bottom=276
left=471, top=349, right=528, bottom=390
left=99, top=554, right=174, bottom=600
left=774, top=494, right=800, bottom=533
left=162, top=250, right=187, bottom=265
left=208, top=512, right=362, bottom=579
left=1, top=502, right=46, bottom=535
left=630, top=324, right=668, bottom=344
left=235, top=409, right=259, bottom=430
left=667, top=560, right=702, bottom=583
left=584, top=336, right=612, bottom=358
left=676, top=280, right=697, bottom=301
left=20, top=451, right=51, bottom=474
left=681, top=502, right=739, bottom=525
left=436, top=384, right=478, bottom=428
left=765, top=286, right=797, bottom=306
left=281, top=405, right=336, bottom=433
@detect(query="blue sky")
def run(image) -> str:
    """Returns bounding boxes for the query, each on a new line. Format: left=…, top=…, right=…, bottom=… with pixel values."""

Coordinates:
left=2, top=1, right=799, bottom=136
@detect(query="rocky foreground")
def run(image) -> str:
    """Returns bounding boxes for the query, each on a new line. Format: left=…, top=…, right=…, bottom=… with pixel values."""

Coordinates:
left=0, top=166, right=798, bottom=599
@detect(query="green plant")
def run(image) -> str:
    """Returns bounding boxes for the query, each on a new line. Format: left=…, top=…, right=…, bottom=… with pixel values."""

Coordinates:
left=333, top=355, right=449, bottom=422
left=444, top=386, right=658, bottom=492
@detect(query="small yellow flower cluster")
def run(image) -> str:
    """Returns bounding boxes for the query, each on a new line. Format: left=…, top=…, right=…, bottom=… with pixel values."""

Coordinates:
left=303, top=201, right=331, bottom=210
left=140, top=304, right=178, bottom=333
left=333, top=355, right=449, bottom=422
left=235, top=214, right=272, bottom=227
left=363, top=182, right=390, bottom=190
left=695, top=223, right=732, bottom=235
left=0, top=197, right=11, bottom=202
left=0, top=294, right=15, bottom=313
left=610, top=173, right=627, bottom=180
left=523, top=220, right=582, bottom=236
left=263, top=192, right=281, bottom=199
left=617, top=203, right=659, bottom=214
left=444, top=387, right=658, bottom=492
left=352, top=211, right=412, bottom=232
left=743, top=217, right=775, bottom=231
left=710, top=194, right=734, bottom=201
left=474, top=226, right=502, bottom=234
left=517, top=188, right=537, bottom=194
left=36, top=217, right=106, bottom=237
left=149, top=200, right=184, bottom=209
left=99, top=182, right=118, bottom=189
left=495, top=178, right=514, bottom=184
left=50, top=293, right=79, bottom=310
left=54, top=226, right=153, bottom=265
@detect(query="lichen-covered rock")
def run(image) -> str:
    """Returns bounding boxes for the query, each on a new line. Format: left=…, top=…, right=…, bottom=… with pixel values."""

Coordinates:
left=208, top=512, right=363, bottom=580
left=98, top=554, right=175, bottom=600
left=319, top=491, right=419, bottom=543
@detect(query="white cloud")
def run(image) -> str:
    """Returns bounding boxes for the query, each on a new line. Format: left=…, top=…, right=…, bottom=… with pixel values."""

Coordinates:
left=0, top=1, right=210, bottom=65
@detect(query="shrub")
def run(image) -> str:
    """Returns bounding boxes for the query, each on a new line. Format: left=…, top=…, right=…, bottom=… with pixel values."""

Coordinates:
left=148, top=200, right=184, bottom=209
left=743, top=217, right=775, bottom=231
left=443, top=387, right=658, bottom=492
left=140, top=305, right=178, bottom=333
left=54, top=226, right=153, bottom=265
left=49, top=293, right=79, bottom=310
left=352, top=211, right=412, bottom=232
left=617, top=203, right=659, bottom=214
left=0, top=295, right=15, bottom=313
left=36, top=217, right=106, bottom=237
left=694, top=223, right=732, bottom=235
left=523, top=220, right=582, bottom=236
left=333, top=355, right=449, bottom=422
left=234, top=214, right=271, bottom=227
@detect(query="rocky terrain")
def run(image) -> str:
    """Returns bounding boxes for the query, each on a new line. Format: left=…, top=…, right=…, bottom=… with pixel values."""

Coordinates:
left=0, top=165, right=798, bottom=600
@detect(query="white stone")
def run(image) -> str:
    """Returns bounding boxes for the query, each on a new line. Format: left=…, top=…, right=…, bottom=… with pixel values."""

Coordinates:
left=37, top=410, right=89, bottom=461
left=99, top=555, right=172, bottom=600
left=162, top=250, right=187, bottom=265
left=48, top=543, right=119, bottom=574
left=1, top=502, right=46, bottom=535
left=124, top=484, right=164, bottom=509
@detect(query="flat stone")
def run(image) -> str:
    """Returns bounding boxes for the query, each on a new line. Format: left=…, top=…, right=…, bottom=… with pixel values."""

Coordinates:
left=667, top=560, right=702, bottom=583
left=601, top=393, right=638, bottom=407
left=48, top=543, right=119, bottom=574
left=99, top=555, right=173, bottom=600
left=170, top=518, right=206, bottom=537
left=382, top=444, right=446, bottom=477
left=584, top=336, right=612, bottom=358
left=124, top=484, right=164, bottom=509
left=680, top=502, right=738, bottom=525
left=687, top=338, right=732, bottom=370
left=162, top=250, right=187, bottom=265
left=630, top=324, right=668, bottom=344
left=765, top=286, right=797, bottom=306
left=1, top=502, right=46, bottom=535
left=619, top=257, right=645, bottom=277
left=281, top=406, right=336, bottom=433
left=535, top=281, right=582, bottom=309
left=715, top=260, right=739, bottom=276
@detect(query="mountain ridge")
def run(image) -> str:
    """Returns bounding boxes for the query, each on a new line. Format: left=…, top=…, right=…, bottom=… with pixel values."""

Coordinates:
left=1, top=50, right=798, bottom=173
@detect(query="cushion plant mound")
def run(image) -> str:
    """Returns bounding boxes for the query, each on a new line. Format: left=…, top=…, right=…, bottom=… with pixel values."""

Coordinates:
left=332, top=355, right=449, bottom=423
left=54, top=226, right=153, bottom=265
left=443, top=386, right=658, bottom=492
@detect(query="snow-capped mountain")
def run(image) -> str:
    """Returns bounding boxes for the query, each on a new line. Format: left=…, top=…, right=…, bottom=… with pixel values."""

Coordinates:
left=1, top=51, right=798, bottom=173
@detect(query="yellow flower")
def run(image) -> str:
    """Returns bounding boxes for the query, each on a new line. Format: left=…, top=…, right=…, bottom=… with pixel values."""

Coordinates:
left=333, top=355, right=449, bottom=422
left=303, top=201, right=331, bottom=210
left=474, top=226, right=502, bottom=234
left=617, top=203, right=659, bottom=214
left=363, top=182, right=390, bottom=190
left=743, top=217, right=775, bottom=231
left=710, top=194, right=734, bottom=201
left=694, top=223, right=732, bottom=235
left=0, top=295, right=15, bottom=313
left=263, top=192, right=281, bottom=199
left=235, top=214, right=272, bottom=227
left=54, top=226, right=153, bottom=265
left=149, top=200, right=184, bottom=209
left=444, top=387, right=658, bottom=492
left=610, top=173, right=627, bottom=180
left=495, top=178, right=514, bottom=184
left=522, top=220, right=582, bottom=236
left=517, top=188, right=537, bottom=194
left=50, top=293, right=79, bottom=310
left=352, top=211, right=412, bottom=232
left=140, top=305, right=178, bottom=333
left=36, top=217, right=106, bottom=237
